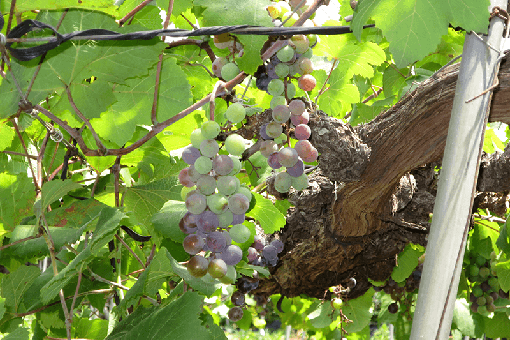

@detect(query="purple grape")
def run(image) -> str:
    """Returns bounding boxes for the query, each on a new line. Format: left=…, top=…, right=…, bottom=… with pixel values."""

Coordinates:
left=231, top=291, right=245, bottom=306
left=291, top=111, right=309, bottom=125
left=260, top=140, right=277, bottom=158
left=268, top=152, right=282, bottom=169
left=220, top=245, right=243, bottom=265
left=196, top=211, right=219, bottom=233
left=228, top=193, right=250, bottom=215
left=260, top=124, right=273, bottom=140
left=187, top=165, right=202, bottom=182
left=206, top=231, right=228, bottom=253
left=247, top=247, right=258, bottom=263
left=253, top=235, right=264, bottom=251
left=270, top=240, right=284, bottom=253
left=212, top=155, right=234, bottom=176
left=179, top=168, right=195, bottom=187
left=232, top=214, right=245, bottom=225
left=183, top=234, right=205, bottom=255
left=263, top=245, right=278, bottom=261
left=179, top=212, right=198, bottom=234
left=286, top=158, right=304, bottom=177
left=185, top=193, right=207, bottom=215
left=295, top=124, right=311, bottom=140
left=182, top=146, right=201, bottom=165
left=256, top=73, right=271, bottom=92
left=277, top=147, right=299, bottom=167
left=228, top=306, right=244, bottom=322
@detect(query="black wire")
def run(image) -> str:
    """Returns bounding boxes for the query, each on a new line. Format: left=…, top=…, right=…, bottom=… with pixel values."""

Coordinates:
left=6, top=19, right=375, bottom=61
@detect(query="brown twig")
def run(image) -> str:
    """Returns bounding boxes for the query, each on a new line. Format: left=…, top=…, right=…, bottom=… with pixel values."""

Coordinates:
left=113, top=156, right=122, bottom=207
left=209, top=81, right=226, bottom=120
left=0, top=233, right=42, bottom=251
left=146, top=244, right=157, bottom=267
left=115, top=234, right=145, bottom=268
left=118, top=0, right=153, bottom=26
left=1, top=150, right=37, bottom=159
left=163, top=0, right=174, bottom=30
left=180, top=14, right=198, bottom=29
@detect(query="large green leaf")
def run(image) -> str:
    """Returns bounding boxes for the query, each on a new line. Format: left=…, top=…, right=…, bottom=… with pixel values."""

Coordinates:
left=1, top=266, right=40, bottom=313
left=194, top=0, right=273, bottom=74
left=342, top=288, right=374, bottom=333
left=0, top=172, right=35, bottom=232
left=246, top=193, right=286, bottom=234
left=152, top=200, right=187, bottom=243
left=107, top=292, right=223, bottom=340
left=352, top=0, right=490, bottom=67
left=13, top=0, right=116, bottom=15
left=485, top=312, right=510, bottom=338
left=307, top=302, right=334, bottom=329
left=391, top=243, right=424, bottom=282
left=89, top=207, right=125, bottom=256
left=39, top=179, right=81, bottom=213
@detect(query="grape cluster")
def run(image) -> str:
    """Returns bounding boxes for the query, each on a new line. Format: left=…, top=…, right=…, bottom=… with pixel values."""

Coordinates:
left=179, top=120, right=251, bottom=281
left=374, top=263, right=423, bottom=316
left=465, top=252, right=510, bottom=315
left=247, top=236, right=284, bottom=267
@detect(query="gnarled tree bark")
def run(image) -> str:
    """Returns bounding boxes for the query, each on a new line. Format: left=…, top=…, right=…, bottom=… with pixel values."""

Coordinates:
left=256, top=58, right=510, bottom=301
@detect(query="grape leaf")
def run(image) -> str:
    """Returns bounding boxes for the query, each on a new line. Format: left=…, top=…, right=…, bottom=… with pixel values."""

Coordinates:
left=2, top=327, right=29, bottom=340
left=352, top=0, right=490, bottom=67
left=89, top=207, right=125, bottom=256
left=91, top=58, right=192, bottom=146
left=391, top=243, right=424, bottom=282
left=152, top=200, right=187, bottom=243
left=0, top=120, right=15, bottom=152
left=14, top=0, right=116, bottom=15
left=169, top=255, right=223, bottom=296
left=73, top=318, right=109, bottom=340
left=495, top=260, right=510, bottom=292
left=246, top=193, right=286, bottom=234
left=0, top=172, right=35, bottom=232
left=496, top=222, right=510, bottom=253
left=194, top=0, right=273, bottom=74
left=157, top=0, right=194, bottom=21
left=39, top=179, right=81, bottom=212
left=130, top=5, right=163, bottom=30
left=307, top=302, right=334, bottom=329
left=1, top=265, right=40, bottom=313
left=485, top=312, right=510, bottom=338
left=106, top=292, right=216, bottom=340
left=452, top=299, right=484, bottom=338
left=123, top=177, right=182, bottom=227
left=342, top=288, right=374, bottom=333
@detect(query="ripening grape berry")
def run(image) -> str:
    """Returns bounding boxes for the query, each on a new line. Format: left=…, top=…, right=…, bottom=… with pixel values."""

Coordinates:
left=228, top=193, right=250, bottom=215
left=228, top=40, right=243, bottom=53
left=287, top=158, right=304, bottom=177
left=388, top=302, right=398, bottom=314
left=230, top=224, right=251, bottom=243
left=291, top=111, right=309, bottom=125
left=221, top=62, right=240, bottom=81
left=231, top=291, right=246, bottom=306
left=275, top=63, right=290, bottom=78
left=188, top=165, right=202, bottom=182
left=196, top=175, right=216, bottom=195
left=206, top=231, right=228, bottom=253
left=194, top=156, right=213, bottom=174
left=302, top=48, right=313, bottom=59
left=268, top=79, right=285, bottom=96
left=221, top=244, right=243, bottom=265
left=308, top=34, right=318, bottom=48
left=298, top=74, right=316, bottom=91
left=272, top=105, right=291, bottom=123
left=225, top=134, right=246, bottom=156
left=247, top=247, right=258, bottom=262
left=185, top=193, right=207, bottom=215
left=260, top=140, right=278, bottom=157
left=190, top=129, right=206, bottom=149
left=182, top=145, right=201, bottom=165
left=179, top=213, right=198, bottom=234
left=213, top=33, right=232, bottom=49
left=289, top=99, right=306, bottom=116
left=265, top=122, right=282, bottom=139
left=201, top=121, right=220, bottom=139
left=270, top=95, right=287, bottom=109
left=217, top=175, right=240, bottom=196
left=212, top=155, right=234, bottom=176
left=271, top=239, right=284, bottom=253
left=187, top=255, right=209, bottom=277
left=278, top=147, right=299, bottom=167
left=236, top=186, right=252, bottom=202
left=285, top=82, right=296, bottom=99
left=229, top=157, right=242, bottom=176
left=295, top=140, right=314, bottom=159
left=225, top=103, right=246, bottom=124
left=207, top=193, right=229, bottom=215
left=260, top=123, right=272, bottom=140
left=253, top=235, right=265, bottom=250
left=212, top=57, right=228, bottom=77
left=233, top=213, right=245, bottom=225
left=228, top=306, right=244, bottom=322
left=218, top=210, right=234, bottom=228
left=302, top=147, right=318, bottom=162
left=297, top=57, right=313, bottom=75
left=295, top=124, right=311, bottom=140
left=208, top=258, right=228, bottom=278
left=179, top=168, right=195, bottom=187
left=262, top=245, right=278, bottom=261
left=277, top=45, right=295, bottom=62
left=268, top=152, right=282, bottom=169
left=291, top=35, right=310, bottom=54
left=196, top=210, right=220, bottom=233
left=275, top=172, right=292, bottom=193
left=200, top=139, right=219, bottom=158
left=183, top=234, right=205, bottom=255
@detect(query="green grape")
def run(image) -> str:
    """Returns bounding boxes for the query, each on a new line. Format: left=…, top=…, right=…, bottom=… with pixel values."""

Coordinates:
left=265, top=122, right=282, bottom=139
left=275, top=172, right=292, bottom=193
left=476, top=296, right=486, bottom=306
left=236, top=185, right=252, bottom=202
left=473, top=285, right=484, bottom=297
left=475, top=255, right=487, bottom=266
left=488, top=277, right=500, bottom=291
left=196, top=175, right=216, bottom=195
left=185, top=193, right=207, bottom=214
left=208, top=259, right=228, bottom=278
left=268, top=79, right=285, bottom=96
left=270, top=95, right=287, bottom=109
left=277, top=45, right=295, bottom=63
left=292, top=173, right=309, bottom=191
left=272, top=105, right=291, bottom=123
left=225, top=103, right=246, bottom=124
left=477, top=305, right=488, bottom=315
left=218, top=210, right=234, bottom=227
left=302, top=48, right=313, bottom=59
left=207, top=193, right=229, bottom=214
left=187, top=255, right=209, bottom=277
left=200, top=139, right=219, bottom=158
left=469, top=265, right=480, bottom=278
left=285, top=82, right=296, bottom=99
left=307, top=34, right=318, bottom=47
left=479, top=267, right=490, bottom=279
left=221, top=62, right=240, bottom=81
left=217, top=176, right=240, bottom=196
left=274, top=133, right=287, bottom=144
left=219, top=265, right=237, bottom=284
left=291, top=35, right=310, bottom=54
left=332, top=298, right=343, bottom=309
left=297, top=57, right=313, bottom=75
left=194, top=156, right=213, bottom=174
left=275, top=63, right=290, bottom=78
left=229, top=156, right=242, bottom=175
left=267, top=3, right=282, bottom=19
left=225, top=134, right=246, bottom=156
left=229, top=224, right=251, bottom=243
left=201, top=121, right=220, bottom=139
left=190, top=128, right=206, bottom=148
